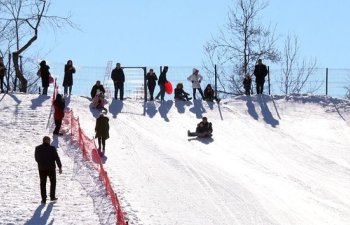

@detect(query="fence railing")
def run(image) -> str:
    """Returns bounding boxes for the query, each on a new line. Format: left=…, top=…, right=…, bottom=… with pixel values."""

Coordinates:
left=4, top=58, right=350, bottom=100
left=52, top=81, right=127, bottom=225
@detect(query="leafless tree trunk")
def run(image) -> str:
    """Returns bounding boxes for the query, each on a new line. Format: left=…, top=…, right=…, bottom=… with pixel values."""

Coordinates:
left=204, top=0, right=280, bottom=94
left=280, top=34, right=320, bottom=94
left=0, top=0, right=75, bottom=93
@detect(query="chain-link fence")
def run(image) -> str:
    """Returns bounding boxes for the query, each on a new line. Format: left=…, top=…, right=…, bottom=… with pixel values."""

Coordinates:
left=3, top=59, right=350, bottom=100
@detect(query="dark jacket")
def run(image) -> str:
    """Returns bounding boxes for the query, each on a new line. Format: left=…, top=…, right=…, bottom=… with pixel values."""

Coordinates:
left=253, top=64, right=268, bottom=83
left=196, top=121, right=213, bottom=133
left=111, top=68, right=125, bottom=83
left=62, top=65, right=76, bottom=87
left=146, top=72, right=158, bottom=88
left=0, top=62, right=6, bottom=77
left=54, top=94, right=65, bottom=120
left=90, top=84, right=105, bottom=99
left=174, top=87, right=189, bottom=99
left=95, top=115, right=109, bottom=139
left=243, top=77, right=252, bottom=89
left=157, top=67, right=168, bottom=85
left=35, top=143, right=62, bottom=171
left=39, top=61, right=51, bottom=88
left=204, top=85, right=215, bottom=100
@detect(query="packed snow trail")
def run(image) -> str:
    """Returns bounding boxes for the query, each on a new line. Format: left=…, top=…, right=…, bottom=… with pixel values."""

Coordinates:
left=0, top=94, right=104, bottom=225
left=69, top=95, right=350, bottom=225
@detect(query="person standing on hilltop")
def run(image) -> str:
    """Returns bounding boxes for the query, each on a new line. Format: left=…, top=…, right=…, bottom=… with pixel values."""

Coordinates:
left=253, top=59, right=268, bottom=94
left=62, top=60, right=76, bottom=96
left=111, top=63, right=125, bottom=100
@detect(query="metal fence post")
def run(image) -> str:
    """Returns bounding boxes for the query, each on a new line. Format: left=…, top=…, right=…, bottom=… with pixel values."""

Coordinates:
left=214, top=64, right=217, bottom=98
left=326, top=68, right=328, bottom=96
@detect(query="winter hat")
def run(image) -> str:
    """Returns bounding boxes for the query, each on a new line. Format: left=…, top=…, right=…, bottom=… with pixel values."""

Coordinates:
left=193, top=68, right=198, bottom=73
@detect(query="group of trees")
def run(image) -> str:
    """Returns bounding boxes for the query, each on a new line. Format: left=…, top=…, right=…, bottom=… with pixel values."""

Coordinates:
left=204, top=0, right=320, bottom=96
left=0, top=0, right=74, bottom=93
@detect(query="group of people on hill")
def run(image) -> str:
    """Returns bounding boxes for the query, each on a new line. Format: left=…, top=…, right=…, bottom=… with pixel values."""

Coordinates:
left=243, top=59, right=268, bottom=96
left=32, top=58, right=268, bottom=206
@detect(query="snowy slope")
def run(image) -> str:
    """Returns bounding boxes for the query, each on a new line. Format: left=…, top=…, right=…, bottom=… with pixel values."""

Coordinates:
left=1, top=93, right=350, bottom=225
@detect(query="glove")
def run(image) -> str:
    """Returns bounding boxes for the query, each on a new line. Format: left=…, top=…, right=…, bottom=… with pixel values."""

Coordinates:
left=192, top=81, right=194, bottom=83
left=199, top=80, right=201, bottom=83
left=59, top=168, right=62, bottom=174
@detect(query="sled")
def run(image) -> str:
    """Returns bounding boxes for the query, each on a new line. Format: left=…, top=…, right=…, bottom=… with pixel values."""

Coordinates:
left=165, top=81, right=173, bottom=94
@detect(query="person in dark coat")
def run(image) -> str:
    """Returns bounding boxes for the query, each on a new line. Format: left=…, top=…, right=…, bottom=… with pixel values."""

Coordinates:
left=95, top=113, right=109, bottom=156
left=35, top=136, right=62, bottom=204
left=174, top=83, right=192, bottom=101
left=90, top=80, right=106, bottom=99
left=155, top=66, right=168, bottom=101
left=203, top=84, right=220, bottom=102
left=111, top=63, right=125, bottom=100
left=188, top=117, right=213, bottom=137
left=253, top=59, right=268, bottom=94
left=53, top=94, right=65, bottom=135
left=0, top=57, right=6, bottom=93
left=62, top=60, right=76, bottom=95
left=38, top=60, right=51, bottom=95
left=243, top=74, right=252, bottom=96
left=146, top=68, right=158, bottom=101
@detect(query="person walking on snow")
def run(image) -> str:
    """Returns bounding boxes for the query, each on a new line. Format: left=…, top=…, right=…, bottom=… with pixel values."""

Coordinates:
left=37, top=60, right=51, bottom=95
left=95, top=113, right=109, bottom=157
left=187, top=68, right=204, bottom=100
left=53, top=93, right=65, bottom=135
left=155, top=66, right=168, bottom=101
left=35, top=136, right=62, bottom=204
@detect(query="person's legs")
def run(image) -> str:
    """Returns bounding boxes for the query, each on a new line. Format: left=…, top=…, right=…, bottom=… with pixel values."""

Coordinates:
left=63, top=86, right=68, bottom=95
left=114, top=82, right=118, bottom=99
left=198, top=88, right=204, bottom=99
left=98, top=137, right=102, bottom=149
left=53, top=120, right=60, bottom=134
left=193, top=89, right=197, bottom=99
left=160, top=84, right=165, bottom=100
left=149, top=85, right=155, bottom=100
left=102, top=138, right=106, bottom=151
left=0, top=76, right=4, bottom=93
left=39, top=170, right=48, bottom=202
left=68, top=86, right=72, bottom=95
left=119, top=83, right=124, bottom=100
left=48, top=169, right=57, bottom=200
left=42, top=87, right=48, bottom=95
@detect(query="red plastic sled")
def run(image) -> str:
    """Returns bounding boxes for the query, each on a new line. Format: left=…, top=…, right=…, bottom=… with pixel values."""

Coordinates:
left=165, top=81, right=173, bottom=94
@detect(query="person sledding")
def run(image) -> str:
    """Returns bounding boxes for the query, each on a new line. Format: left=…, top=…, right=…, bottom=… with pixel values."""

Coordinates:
left=90, top=81, right=107, bottom=110
left=92, top=89, right=107, bottom=110
left=188, top=117, right=213, bottom=138
left=174, top=83, right=192, bottom=101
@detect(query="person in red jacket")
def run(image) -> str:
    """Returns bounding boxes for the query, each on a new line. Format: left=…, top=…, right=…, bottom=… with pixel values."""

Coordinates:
left=53, top=94, right=65, bottom=135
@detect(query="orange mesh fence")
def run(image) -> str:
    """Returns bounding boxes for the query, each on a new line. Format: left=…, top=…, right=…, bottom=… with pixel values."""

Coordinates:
left=52, top=78, right=127, bottom=225
left=63, top=110, right=128, bottom=225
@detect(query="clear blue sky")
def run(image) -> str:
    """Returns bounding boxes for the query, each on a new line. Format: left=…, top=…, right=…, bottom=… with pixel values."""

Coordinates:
left=34, top=0, right=350, bottom=69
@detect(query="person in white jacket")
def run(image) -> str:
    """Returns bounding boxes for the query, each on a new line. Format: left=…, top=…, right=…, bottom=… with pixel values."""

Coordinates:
left=187, top=68, right=204, bottom=100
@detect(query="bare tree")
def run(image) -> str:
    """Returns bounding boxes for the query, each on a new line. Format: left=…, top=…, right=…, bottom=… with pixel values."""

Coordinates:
left=280, top=34, right=321, bottom=94
left=204, top=0, right=280, bottom=94
left=0, top=0, right=75, bottom=93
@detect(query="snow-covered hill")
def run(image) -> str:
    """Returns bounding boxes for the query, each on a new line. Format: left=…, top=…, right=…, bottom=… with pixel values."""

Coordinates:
left=1, top=93, right=350, bottom=225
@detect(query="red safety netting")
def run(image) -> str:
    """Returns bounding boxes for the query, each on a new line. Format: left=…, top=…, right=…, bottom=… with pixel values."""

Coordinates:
left=52, top=81, right=127, bottom=225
